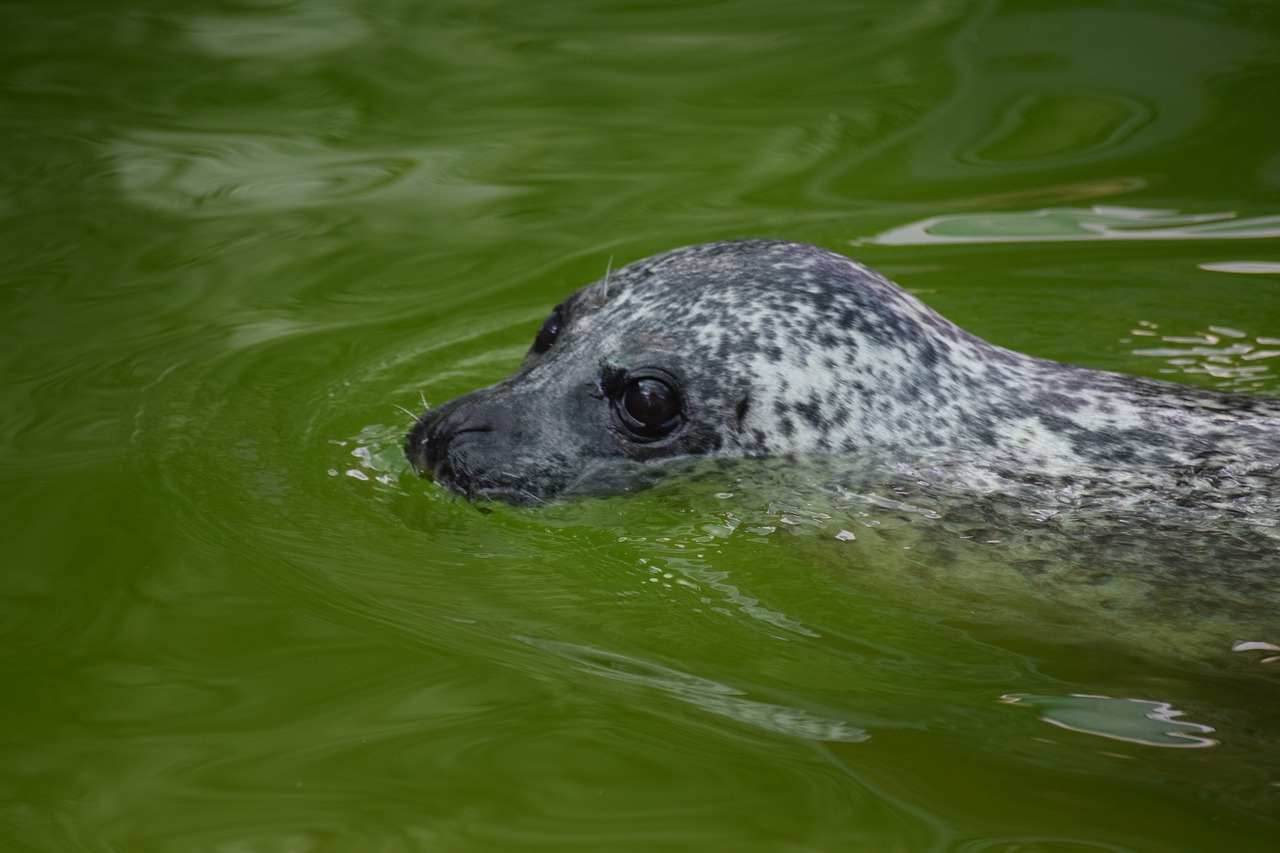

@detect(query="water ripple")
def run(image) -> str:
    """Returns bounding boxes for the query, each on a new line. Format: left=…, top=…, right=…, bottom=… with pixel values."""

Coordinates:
left=181, top=2, right=373, bottom=59
left=859, top=206, right=1280, bottom=246
left=109, top=130, right=519, bottom=215
left=520, top=637, right=870, bottom=743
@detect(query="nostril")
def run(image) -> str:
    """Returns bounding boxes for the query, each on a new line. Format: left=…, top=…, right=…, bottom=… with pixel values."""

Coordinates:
left=406, top=414, right=495, bottom=478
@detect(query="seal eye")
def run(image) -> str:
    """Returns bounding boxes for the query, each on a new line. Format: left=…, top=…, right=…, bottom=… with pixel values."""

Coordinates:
left=619, top=377, right=681, bottom=439
left=532, top=309, right=563, bottom=355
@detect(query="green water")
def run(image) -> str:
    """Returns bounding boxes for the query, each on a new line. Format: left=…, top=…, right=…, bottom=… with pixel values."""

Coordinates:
left=4, top=0, right=1280, bottom=849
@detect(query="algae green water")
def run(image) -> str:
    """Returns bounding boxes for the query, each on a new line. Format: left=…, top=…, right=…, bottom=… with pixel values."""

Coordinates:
left=4, top=0, right=1280, bottom=849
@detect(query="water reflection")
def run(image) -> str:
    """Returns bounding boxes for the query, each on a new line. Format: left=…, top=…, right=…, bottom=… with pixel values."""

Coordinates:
left=1000, top=693, right=1217, bottom=749
left=860, top=206, right=1280, bottom=245
left=183, top=1, right=373, bottom=59
left=813, top=2, right=1266, bottom=193
left=1123, top=319, right=1280, bottom=391
left=110, top=130, right=517, bottom=215
left=520, top=637, right=870, bottom=742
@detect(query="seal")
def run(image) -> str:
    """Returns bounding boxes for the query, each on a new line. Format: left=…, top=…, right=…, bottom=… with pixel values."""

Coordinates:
left=405, top=239, right=1280, bottom=508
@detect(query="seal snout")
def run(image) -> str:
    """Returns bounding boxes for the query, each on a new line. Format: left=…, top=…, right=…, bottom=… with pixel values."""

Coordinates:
left=404, top=402, right=494, bottom=487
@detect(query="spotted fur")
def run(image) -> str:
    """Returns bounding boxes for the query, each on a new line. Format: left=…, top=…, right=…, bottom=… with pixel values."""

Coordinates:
left=405, top=240, right=1280, bottom=509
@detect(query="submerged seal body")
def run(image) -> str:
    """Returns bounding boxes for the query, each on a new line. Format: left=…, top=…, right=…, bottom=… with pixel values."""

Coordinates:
left=405, top=240, right=1280, bottom=508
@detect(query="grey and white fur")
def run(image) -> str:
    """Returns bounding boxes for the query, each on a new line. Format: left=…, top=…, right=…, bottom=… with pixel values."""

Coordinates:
left=405, top=239, right=1280, bottom=511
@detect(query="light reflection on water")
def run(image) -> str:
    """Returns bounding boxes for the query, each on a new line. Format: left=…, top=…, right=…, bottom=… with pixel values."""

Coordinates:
left=860, top=206, right=1280, bottom=245
left=1126, top=319, right=1280, bottom=391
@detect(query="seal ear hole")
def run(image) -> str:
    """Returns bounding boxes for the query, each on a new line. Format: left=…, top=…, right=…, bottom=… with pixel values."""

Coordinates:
left=616, top=376, right=682, bottom=440
left=531, top=308, right=564, bottom=355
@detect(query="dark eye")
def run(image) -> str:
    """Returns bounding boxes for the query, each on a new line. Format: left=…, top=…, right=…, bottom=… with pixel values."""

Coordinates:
left=619, top=377, right=681, bottom=438
left=532, top=309, right=563, bottom=355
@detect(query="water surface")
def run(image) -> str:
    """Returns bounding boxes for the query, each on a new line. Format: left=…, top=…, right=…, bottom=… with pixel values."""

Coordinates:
left=4, top=0, right=1280, bottom=849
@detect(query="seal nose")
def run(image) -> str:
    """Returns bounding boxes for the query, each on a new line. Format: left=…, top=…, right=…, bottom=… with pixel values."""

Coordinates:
left=404, top=402, right=494, bottom=483
left=405, top=408, right=449, bottom=478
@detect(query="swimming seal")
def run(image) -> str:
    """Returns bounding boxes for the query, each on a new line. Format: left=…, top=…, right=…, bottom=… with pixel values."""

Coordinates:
left=405, top=239, right=1280, bottom=508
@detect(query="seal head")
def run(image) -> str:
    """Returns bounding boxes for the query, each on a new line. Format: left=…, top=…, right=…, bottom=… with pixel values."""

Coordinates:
left=405, top=240, right=1280, bottom=505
